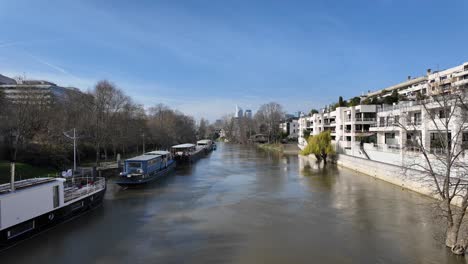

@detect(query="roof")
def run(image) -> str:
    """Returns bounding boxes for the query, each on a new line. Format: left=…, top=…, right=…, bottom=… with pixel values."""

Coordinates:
left=0, top=177, right=61, bottom=195
left=171, top=143, right=196, bottom=149
left=125, top=154, right=161, bottom=161
left=0, top=74, right=16, bottom=85
left=144, top=150, right=170, bottom=155
left=197, top=139, right=212, bottom=144
left=366, top=76, right=427, bottom=97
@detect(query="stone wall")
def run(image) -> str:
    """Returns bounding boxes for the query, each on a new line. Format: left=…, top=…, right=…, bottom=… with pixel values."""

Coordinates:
left=335, top=153, right=447, bottom=203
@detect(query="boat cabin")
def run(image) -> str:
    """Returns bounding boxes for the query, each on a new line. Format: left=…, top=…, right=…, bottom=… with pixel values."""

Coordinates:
left=171, top=143, right=197, bottom=156
left=197, top=139, right=213, bottom=147
left=0, top=177, right=105, bottom=234
left=123, top=153, right=168, bottom=176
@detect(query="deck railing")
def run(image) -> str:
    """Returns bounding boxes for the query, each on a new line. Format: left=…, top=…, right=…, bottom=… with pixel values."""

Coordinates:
left=64, top=177, right=106, bottom=203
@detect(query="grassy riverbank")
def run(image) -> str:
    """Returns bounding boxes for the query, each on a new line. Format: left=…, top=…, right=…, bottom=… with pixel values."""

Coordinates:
left=257, top=143, right=284, bottom=153
left=0, top=161, right=58, bottom=184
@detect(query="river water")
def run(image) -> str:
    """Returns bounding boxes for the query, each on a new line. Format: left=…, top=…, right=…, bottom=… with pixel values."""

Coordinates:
left=1, top=143, right=467, bottom=264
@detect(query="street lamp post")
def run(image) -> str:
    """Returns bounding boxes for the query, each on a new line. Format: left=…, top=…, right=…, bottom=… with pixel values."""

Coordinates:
left=64, top=128, right=79, bottom=174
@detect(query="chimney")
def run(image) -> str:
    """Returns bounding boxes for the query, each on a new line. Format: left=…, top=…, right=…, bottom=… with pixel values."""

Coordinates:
left=427, top=69, right=432, bottom=74
left=407, top=76, right=411, bottom=80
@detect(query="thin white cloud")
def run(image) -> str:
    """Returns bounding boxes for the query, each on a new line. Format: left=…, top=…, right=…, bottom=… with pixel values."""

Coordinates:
left=0, top=41, right=23, bottom=48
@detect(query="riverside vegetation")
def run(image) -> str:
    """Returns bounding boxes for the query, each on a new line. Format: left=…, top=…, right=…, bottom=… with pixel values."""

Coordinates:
left=300, top=131, right=335, bottom=165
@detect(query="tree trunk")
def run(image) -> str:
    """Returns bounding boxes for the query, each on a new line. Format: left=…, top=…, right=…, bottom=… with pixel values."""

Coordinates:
left=446, top=225, right=459, bottom=248
left=446, top=224, right=466, bottom=255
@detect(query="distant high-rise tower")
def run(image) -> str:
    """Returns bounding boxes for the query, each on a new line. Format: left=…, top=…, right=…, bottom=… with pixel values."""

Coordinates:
left=244, top=109, right=252, bottom=119
left=235, top=105, right=243, bottom=118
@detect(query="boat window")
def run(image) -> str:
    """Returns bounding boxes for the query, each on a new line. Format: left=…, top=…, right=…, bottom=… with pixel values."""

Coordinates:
left=147, top=158, right=160, bottom=167
left=7, top=220, right=35, bottom=239
left=127, top=162, right=141, bottom=168
left=53, top=185, right=60, bottom=208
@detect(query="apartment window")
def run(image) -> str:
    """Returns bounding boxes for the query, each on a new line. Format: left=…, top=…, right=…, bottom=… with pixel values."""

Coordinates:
left=385, top=133, right=396, bottom=145
left=439, top=109, right=447, bottom=118
left=430, top=132, right=451, bottom=151
left=462, top=132, right=468, bottom=150
left=53, top=186, right=59, bottom=208
left=413, top=112, right=422, bottom=125
left=440, top=76, right=447, bottom=81
left=379, top=117, right=385, bottom=126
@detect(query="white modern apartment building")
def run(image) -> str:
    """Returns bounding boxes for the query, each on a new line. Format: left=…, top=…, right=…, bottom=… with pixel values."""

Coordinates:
left=298, top=105, right=377, bottom=150
left=280, top=118, right=300, bottom=139
left=299, top=62, right=468, bottom=167
left=367, top=62, right=468, bottom=162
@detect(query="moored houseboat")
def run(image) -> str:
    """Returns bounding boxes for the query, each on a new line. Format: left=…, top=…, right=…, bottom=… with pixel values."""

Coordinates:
left=0, top=176, right=106, bottom=250
left=171, top=143, right=205, bottom=163
left=197, top=139, right=215, bottom=153
left=115, top=150, right=176, bottom=187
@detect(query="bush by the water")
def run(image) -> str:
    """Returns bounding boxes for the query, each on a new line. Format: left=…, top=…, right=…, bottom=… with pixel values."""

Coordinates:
left=300, top=131, right=335, bottom=164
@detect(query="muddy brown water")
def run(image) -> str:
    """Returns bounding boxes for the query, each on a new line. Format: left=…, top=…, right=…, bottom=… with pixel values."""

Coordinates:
left=1, top=143, right=466, bottom=264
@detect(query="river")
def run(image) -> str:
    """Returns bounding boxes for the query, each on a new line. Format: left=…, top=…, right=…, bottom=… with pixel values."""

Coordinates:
left=1, top=143, right=466, bottom=263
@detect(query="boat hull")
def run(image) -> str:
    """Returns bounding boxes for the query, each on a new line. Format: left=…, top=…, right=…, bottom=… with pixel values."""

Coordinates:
left=0, top=185, right=106, bottom=251
left=174, top=150, right=205, bottom=163
left=115, top=160, right=176, bottom=187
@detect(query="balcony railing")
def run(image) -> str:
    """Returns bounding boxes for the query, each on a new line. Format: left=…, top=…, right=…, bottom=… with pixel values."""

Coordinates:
left=345, top=117, right=376, bottom=122
left=64, top=177, right=106, bottom=203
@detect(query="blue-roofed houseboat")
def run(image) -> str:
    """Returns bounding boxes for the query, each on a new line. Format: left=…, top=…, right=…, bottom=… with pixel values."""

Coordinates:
left=116, top=150, right=176, bottom=187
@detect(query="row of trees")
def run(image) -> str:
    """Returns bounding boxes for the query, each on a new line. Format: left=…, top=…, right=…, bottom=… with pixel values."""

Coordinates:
left=0, top=80, right=206, bottom=169
left=219, top=102, right=285, bottom=144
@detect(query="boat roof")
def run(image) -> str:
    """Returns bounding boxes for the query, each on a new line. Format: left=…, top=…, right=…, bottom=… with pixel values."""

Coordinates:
left=197, top=139, right=212, bottom=144
left=126, top=154, right=161, bottom=162
left=144, top=150, right=170, bottom=155
left=0, top=177, right=63, bottom=195
left=171, top=143, right=196, bottom=149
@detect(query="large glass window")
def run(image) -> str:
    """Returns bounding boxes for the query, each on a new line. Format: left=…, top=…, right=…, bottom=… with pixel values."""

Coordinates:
left=430, top=132, right=451, bottom=152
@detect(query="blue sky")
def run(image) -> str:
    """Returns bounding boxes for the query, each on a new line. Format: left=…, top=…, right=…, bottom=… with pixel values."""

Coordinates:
left=1, top=0, right=467, bottom=121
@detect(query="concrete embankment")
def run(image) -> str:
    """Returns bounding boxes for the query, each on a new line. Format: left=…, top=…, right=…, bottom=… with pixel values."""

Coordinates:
left=333, top=153, right=464, bottom=206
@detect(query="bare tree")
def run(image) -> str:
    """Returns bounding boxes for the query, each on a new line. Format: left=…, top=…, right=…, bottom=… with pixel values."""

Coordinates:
left=3, top=88, right=51, bottom=161
left=254, top=102, right=285, bottom=143
left=147, top=104, right=197, bottom=149
left=91, top=80, right=130, bottom=166
left=395, top=90, right=468, bottom=254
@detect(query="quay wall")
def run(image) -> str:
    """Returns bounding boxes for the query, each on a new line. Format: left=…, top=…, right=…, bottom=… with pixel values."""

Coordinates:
left=333, top=153, right=464, bottom=206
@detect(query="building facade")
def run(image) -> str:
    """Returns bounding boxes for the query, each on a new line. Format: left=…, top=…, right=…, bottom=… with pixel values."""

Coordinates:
left=280, top=118, right=299, bottom=140
left=0, top=75, right=79, bottom=104
left=298, top=62, right=468, bottom=167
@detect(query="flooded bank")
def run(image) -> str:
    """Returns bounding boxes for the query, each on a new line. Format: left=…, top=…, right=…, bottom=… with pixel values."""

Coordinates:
left=1, top=143, right=465, bottom=263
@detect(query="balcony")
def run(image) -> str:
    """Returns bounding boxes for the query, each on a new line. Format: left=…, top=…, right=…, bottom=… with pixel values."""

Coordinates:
left=453, top=79, right=468, bottom=88
left=345, top=117, right=376, bottom=122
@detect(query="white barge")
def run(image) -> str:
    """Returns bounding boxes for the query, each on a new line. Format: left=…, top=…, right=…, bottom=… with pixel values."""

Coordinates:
left=0, top=176, right=106, bottom=250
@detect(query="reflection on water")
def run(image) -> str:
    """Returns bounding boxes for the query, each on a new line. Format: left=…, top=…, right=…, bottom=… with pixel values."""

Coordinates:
left=1, top=144, right=467, bottom=264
